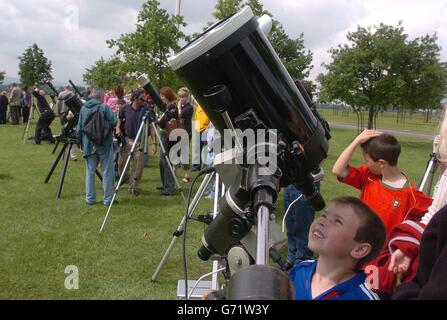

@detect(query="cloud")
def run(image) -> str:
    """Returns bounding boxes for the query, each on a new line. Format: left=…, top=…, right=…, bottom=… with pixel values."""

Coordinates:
left=0, top=0, right=446, bottom=84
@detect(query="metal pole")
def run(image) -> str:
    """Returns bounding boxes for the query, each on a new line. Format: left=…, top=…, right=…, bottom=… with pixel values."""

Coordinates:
left=419, top=155, right=437, bottom=192
left=22, top=103, right=34, bottom=144
left=151, top=122, right=187, bottom=204
left=56, top=143, right=73, bottom=199
left=143, top=120, right=149, bottom=155
left=175, top=0, right=181, bottom=16
left=256, top=205, right=270, bottom=265
left=52, top=139, right=60, bottom=154
left=45, top=142, right=68, bottom=183
left=151, top=172, right=214, bottom=282
left=211, top=174, right=220, bottom=290
left=100, top=114, right=148, bottom=232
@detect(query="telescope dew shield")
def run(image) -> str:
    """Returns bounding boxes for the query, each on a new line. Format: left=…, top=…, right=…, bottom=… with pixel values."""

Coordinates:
left=63, top=92, right=83, bottom=115
left=169, top=6, right=329, bottom=183
left=137, top=75, right=167, bottom=112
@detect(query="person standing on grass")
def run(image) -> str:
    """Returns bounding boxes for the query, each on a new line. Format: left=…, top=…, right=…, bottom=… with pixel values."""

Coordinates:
left=115, top=88, right=157, bottom=196
left=81, top=85, right=92, bottom=101
left=76, top=88, right=117, bottom=206
left=191, top=102, right=210, bottom=171
left=32, top=88, right=56, bottom=144
left=58, top=85, right=78, bottom=161
left=157, top=86, right=178, bottom=196
left=177, top=87, right=194, bottom=183
left=22, top=86, right=31, bottom=124
left=9, top=83, right=22, bottom=124
left=0, top=91, right=8, bottom=124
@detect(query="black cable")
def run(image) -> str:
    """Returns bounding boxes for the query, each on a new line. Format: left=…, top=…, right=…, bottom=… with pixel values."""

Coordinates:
left=182, top=166, right=215, bottom=300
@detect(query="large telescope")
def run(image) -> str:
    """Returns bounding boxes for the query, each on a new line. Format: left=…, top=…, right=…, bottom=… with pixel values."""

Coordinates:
left=168, top=7, right=330, bottom=300
left=169, top=6, right=329, bottom=211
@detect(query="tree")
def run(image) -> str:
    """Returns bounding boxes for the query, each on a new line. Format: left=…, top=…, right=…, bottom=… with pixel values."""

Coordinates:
left=318, top=23, right=447, bottom=128
left=397, top=34, right=447, bottom=114
left=18, top=43, right=53, bottom=86
left=211, top=0, right=313, bottom=80
left=269, top=23, right=313, bottom=79
left=83, top=57, right=135, bottom=90
left=212, top=0, right=244, bottom=19
left=107, top=0, right=186, bottom=89
left=0, top=70, right=5, bottom=85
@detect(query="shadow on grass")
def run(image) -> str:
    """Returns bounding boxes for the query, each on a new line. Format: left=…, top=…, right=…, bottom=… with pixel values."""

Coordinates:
left=0, top=173, right=13, bottom=180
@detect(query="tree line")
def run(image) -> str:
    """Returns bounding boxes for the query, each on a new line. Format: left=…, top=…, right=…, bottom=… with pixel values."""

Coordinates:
left=8, top=0, right=447, bottom=128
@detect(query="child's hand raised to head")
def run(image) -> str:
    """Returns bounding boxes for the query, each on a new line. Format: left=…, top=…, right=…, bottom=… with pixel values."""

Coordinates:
left=354, top=129, right=383, bottom=145
left=388, top=249, right=411, bottom=274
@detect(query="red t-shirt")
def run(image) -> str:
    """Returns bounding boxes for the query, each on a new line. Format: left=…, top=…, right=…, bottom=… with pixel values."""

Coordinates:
left=338, top=165, right=432, bottom=234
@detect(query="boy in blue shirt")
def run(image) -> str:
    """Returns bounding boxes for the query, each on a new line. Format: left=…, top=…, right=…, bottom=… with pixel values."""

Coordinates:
left=289, top=196, right=386, bottom=300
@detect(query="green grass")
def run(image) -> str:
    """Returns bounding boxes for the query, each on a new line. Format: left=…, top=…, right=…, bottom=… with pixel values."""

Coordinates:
left=0, top=119, right=433, bottom=299
left=318, top=108, right=439, bottom=134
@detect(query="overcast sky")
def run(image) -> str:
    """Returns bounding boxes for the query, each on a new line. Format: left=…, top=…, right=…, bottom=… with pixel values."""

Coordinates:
left=1, top=0, right=447, bottom=85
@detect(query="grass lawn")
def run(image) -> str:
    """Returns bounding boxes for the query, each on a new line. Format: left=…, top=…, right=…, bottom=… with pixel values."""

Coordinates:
left=318, top=108, right=439, bottom=134
left=0, top=119, right=433, bottom=299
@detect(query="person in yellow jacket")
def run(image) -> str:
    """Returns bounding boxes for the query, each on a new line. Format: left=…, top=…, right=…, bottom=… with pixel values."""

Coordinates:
left=192, top=102, right=210, bottom=171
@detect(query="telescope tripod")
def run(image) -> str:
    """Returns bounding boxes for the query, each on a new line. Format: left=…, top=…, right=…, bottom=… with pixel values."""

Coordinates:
left=45, top=137, right=102, bottom=199
left=177, top=173, right=228, bottom=299
left=99, top=110, right=187, bottom=232
left=419, top=152, right=439, bottom=195
left=22, top=103, right=38, bottom=144
left=151, top=171, right=215, bottom=282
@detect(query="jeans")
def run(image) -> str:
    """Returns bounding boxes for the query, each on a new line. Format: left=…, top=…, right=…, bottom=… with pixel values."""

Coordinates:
left=284, top=182, right=320, bottom=264
left=118, top=137, right=145, bottom=191
left=85, top=146, right=115, bottom=205
left=23, top=106, right=30, bottom=123
left=159, top=131, right=175, bottom=194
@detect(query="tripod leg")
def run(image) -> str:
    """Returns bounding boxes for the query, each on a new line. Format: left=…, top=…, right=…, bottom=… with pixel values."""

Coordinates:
left=419, top=155, right=436, bottom=192
left=427, top=160, right=438, bottom=196
left=151, top=123, right=187, bottom=204
left=45, top=143, right=68, bottom=183
left=56, top=143, right=73, bottom=199
left=52, top=140, right=60, bottom=154
left=151, top=172, right=214, bottom=282
left=211, top=174, right=220, bottom=290
left=22, top=107, right=33, bottom=144
left=143, top=120, right=149, bottom=155
left=96, top=170, right=103, bottom=181
left=100, top=118, right=148, bottom=232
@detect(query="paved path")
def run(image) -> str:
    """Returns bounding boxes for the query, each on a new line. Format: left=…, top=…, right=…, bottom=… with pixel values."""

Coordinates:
left=329, top=122, right=435, bottom=140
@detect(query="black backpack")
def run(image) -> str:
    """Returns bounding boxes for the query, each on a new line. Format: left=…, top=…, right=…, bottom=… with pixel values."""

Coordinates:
left=81, top=106, right=113, bottom=145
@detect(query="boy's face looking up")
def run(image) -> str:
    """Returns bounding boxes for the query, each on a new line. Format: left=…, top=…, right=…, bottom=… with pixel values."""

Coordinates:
left=308, top=202, right=371, bottom=262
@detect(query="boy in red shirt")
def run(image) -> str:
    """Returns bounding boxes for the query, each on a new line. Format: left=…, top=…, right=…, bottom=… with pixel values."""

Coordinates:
left=332, top=130, right=432, bottom=297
